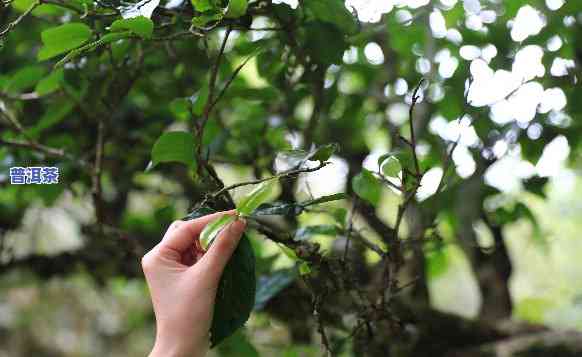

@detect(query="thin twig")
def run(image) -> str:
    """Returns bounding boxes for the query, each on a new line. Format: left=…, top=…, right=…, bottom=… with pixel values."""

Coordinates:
left=343, top=199, right=358, bottom=261
left=41, top=0, right=117, bottom=17
left=92, top=118, right=105, bottom=225
left=198, top=26, right=232, bottom=144
left=210, top=161, right=329, bottom=200
left=247, top=26, right=283, bottom=31
left=0, top=0, right=40, bottom=39
left=408, top=79, right=425, bottom=177
left=380, top=79, right=426, bottom=306
left=0, top=138, right=89, bottom=168
left=351, top=230, right=384, bottom=257
left=0, top=111, right=89, bottom=168
left=195, top=27, right=234, bottom=204
left=151, top=30, right=203, bottom=42
left=376, top=172, right=403, bottom=192
left=209, top=53, right=256, bottom=109
left=313, top=293, right=333, bottom=357
left=435, top=76, right=474, bottom=194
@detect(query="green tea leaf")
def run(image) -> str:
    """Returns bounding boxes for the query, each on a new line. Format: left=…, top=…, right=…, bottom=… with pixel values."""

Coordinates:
left=192, top=0, right=214, bottom=12
left=38, top=23, right=92, bottom=60
left=110, top=16, right=154, bottom=39
left=183, top=210, right=256, bottom=347
left=199, top=214, right=237, bottom=249
left=225, top=0, right=248, bottom=18
left=5, top=66, right=46, bottom=94
left=12, top=0, right=63, bottom=16
left=170, top=97, right=193, bottom=121
left=54, top=31, right=132, bottom=69
left=182, top=208, right=256, bottom=346
left=305, top=0, right=358, bottom=34
left=35, top=68, right=64, bottom=96
left=395, top=150, right=414, bottom=171
left=150, top=131, right=196, bottom=169
left=304, top=21, right=348, bottom=65
left=192, top=84, right=210, bottom=116
left=211, top=232, right=255, bottom=346
left=237, top=180, right=276, bottom=216
left=352, top=169, right=382, bottom=206
left=426, top=247, right=449, bottom=278
left=310, top=143, right=339, bottom=162
left=192, top=9, right=223, bottom=28
left=381, top=156, right=402, bottom=178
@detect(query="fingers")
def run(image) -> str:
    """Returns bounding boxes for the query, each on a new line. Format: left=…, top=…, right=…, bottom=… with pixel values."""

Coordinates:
left=168, top=220, right=184, bottom=232
left=160, top=210, right=236, bottom=253
left=196, top=218, right=246, bottom=280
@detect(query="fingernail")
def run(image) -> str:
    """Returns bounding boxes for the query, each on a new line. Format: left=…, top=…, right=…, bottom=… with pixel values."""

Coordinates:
left=231, top=219, right=246, bottom=235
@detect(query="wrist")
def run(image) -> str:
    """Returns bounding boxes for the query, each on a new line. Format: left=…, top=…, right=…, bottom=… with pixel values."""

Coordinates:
left=149, top=326, right=209, bottom=357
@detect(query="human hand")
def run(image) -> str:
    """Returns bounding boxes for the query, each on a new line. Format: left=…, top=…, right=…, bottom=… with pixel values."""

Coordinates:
left=141, top=210, right=247, bottom=357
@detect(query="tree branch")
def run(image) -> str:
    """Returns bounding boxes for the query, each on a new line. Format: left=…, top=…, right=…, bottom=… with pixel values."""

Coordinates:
left=0, top=0, right=39, bottom=39
left=92, top=118, right=106, bottom=225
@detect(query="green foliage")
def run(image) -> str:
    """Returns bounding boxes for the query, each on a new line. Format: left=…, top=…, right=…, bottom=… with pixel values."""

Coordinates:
left=4, top=66, right=46, bottom=94
left=150, top=131, right=196, bottom=169
left=426, top=245, right=450, bottom=279
left=515, top=297, right=555, bottom=324
left=310, top=143, right=339, bottom=162
left=298, top=261, right=311, bottom=275
left=352, top=169, right=382, bottom=206
left=225, top=0, right=248, bottom=19
left=192, top=10, right=224, bottom=28
left=379, top=150, right=413, bottom=173
left=2, top=0, right=582, bottom=353
left=380, top=156, right=402, bottom=178
left=191, top=0, right=247, bottom=26
left=304, top=22, right=348, bottom=64
left=54, top=31, right=133, bottom=69
left=110, top=16, right=154, bottom=39
left=184, top=207, right=256, bottom=347
left=217, top=330, right=259, bottom=357
left=192, top=0, right=216, bottom=12
left=34, top=68, right=64, bottom=96
left=26, top=101, right=74, bottom=138
left=237, top=180, right=277, bottom=216
left=210, top=231, right=255, bottom=347
left=491, top=202, right=544, bottom=245
left=199, top=214, right=237, bottom=248
left=305, top=0, right=358, bottom=35
left=170, top=98, right=193, bottom=121
left=192, top=84, right=210, bottom=116
left=38, top=23, right=92, bottom=60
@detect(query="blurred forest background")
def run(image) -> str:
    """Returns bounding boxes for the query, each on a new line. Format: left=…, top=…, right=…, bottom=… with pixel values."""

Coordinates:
left=1, top=0, right=582, bottom=356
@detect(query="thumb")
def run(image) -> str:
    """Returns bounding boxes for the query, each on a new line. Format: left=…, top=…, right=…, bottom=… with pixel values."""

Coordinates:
left=196, top=218, right=246, bottom=280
